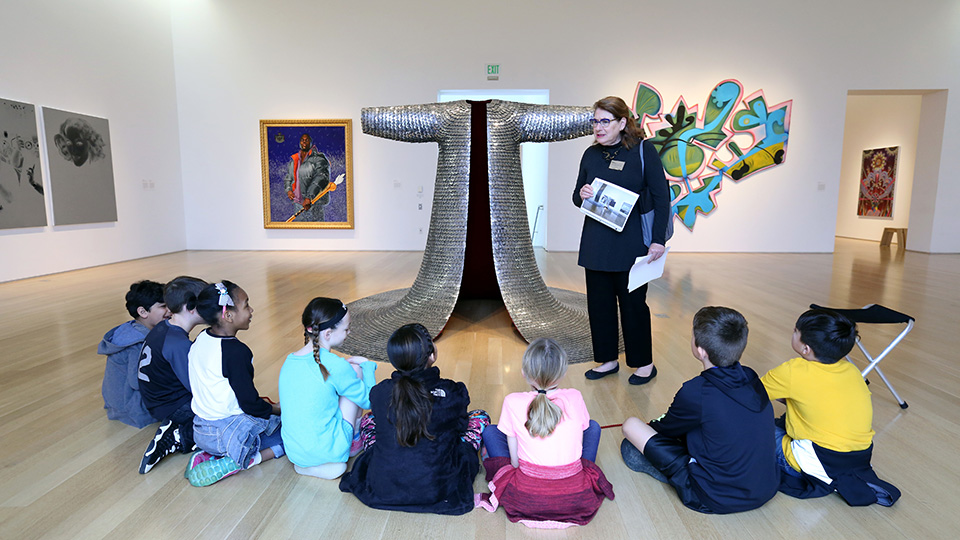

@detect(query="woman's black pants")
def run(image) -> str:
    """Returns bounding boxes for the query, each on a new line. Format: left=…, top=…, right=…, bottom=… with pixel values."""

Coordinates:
left=585, top=268, right=653, bottom=368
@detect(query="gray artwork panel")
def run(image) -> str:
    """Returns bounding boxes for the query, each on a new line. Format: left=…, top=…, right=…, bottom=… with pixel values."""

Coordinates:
left=0, top=98, right=47, bottom=230
left=42, top=107, right=118, bottom=225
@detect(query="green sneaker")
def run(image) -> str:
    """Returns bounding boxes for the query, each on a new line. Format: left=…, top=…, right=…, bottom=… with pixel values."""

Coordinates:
left=184, top=450, right=215, bottom=478
left=187, top=455, right=241, bottom=487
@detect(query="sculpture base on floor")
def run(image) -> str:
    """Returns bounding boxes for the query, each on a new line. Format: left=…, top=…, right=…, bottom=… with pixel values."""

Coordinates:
left=340, top=287, right=622, bottom=364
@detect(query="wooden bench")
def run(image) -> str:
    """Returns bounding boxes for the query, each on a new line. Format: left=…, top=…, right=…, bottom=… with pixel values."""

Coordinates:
left=880, top=227, right=907, bottom=247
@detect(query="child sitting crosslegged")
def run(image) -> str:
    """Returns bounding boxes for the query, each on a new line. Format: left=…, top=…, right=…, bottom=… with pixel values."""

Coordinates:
left=760, top=308, right=900, bottom=506
left=620, top=306, right=778, bottom=514
left=137, top=276, right=208, bottom=473
left=279, top=298, right=376, bottom=480
left=477, top=338, right=612, bottom=528
left=98, top=280, right=168, bottom=428
left=339, top=323, right=489, bottom=515
left=185, top=281, right=284, bottom=486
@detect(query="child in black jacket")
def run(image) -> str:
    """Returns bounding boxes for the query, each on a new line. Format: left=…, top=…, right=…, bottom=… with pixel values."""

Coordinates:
left=620, top=306, right=778, bottom=514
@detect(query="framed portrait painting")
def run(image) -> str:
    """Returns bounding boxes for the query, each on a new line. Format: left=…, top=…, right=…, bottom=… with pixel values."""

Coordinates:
left=260, top=119, right=353, bottom=229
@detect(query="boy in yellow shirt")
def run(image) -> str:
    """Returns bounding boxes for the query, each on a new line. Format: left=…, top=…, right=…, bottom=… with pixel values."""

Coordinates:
left=761, top=308, right=899, bottom=506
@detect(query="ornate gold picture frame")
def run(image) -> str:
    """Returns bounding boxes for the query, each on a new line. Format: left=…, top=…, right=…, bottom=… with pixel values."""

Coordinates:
left=260, top=119, right=353, bottom=229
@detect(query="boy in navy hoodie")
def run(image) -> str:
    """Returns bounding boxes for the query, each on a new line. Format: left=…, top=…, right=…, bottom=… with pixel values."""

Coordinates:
left=137, top=276, right=208, bottom=473
left=620, top=306, right=778, bottom=514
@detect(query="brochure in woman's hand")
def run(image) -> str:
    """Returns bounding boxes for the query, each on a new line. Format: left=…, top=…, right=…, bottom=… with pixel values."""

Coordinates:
left=579, top=178, right=639, bottom=233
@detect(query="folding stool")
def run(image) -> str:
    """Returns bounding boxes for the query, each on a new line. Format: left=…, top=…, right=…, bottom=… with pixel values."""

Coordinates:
left=810, top=303, right=914, bottom=409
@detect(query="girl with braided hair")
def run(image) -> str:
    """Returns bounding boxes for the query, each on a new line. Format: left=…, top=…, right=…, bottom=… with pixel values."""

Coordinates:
left=339, top=323, right=489, bottom=515
left=278, top=297, right=376, bottom=479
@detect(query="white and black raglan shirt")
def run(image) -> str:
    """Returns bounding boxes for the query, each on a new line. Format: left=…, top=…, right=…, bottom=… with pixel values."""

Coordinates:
left=188, top=329, right=272, bottom=421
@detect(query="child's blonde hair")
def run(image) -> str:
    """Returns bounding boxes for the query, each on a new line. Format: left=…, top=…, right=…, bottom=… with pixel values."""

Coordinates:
left=522, top=338, right=568, bottom=438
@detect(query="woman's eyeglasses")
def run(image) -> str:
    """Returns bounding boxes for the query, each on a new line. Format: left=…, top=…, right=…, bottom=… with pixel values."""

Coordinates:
left=589, top=118, right=618, bottom=126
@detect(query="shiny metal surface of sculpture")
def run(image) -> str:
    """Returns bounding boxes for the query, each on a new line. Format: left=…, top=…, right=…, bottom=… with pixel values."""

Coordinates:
left=341, top=100, right=615, bottom=363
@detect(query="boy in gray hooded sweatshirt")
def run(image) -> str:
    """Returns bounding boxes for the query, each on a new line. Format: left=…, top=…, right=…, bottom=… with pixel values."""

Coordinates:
left=97, top=281, right=169, bottom=428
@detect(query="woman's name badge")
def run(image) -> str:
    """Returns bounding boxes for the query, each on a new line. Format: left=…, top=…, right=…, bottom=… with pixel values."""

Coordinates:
left=609, top=160, right=625, bottom=171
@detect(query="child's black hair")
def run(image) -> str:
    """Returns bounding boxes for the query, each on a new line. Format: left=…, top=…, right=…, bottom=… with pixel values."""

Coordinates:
left=124, top=280, right=165, bottom=319
left=163, top=276, right=207, bottom=313
left=387, top=323, right=436, bottom=447
left=795, top=309, right=858, bottom=363
left=196, top=280, right=240, bottom=327
left=692, top=306, right=749, bottom=367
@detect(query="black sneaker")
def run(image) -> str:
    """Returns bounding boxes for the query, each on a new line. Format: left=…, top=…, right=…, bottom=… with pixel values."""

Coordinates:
left=139, top=420, right=181, bottom=474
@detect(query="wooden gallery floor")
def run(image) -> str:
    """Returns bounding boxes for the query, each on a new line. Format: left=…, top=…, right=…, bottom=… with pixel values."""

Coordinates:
left=1, top=238, right=958, bottom=539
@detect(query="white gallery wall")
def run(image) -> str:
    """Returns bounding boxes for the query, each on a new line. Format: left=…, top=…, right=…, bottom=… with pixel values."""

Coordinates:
left=170, top=0, right=960, bottom=255
left=0, top=0, right=186, bottom=283
left=908, top=91, right=950, bottom=253
left=836, top=94, right=921, bottom=242
left=2, top=0, right=959, bottom=282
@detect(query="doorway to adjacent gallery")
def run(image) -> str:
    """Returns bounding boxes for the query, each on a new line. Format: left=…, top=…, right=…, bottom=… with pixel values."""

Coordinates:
left=835, top=90, right=947, bottom=251
left=437, top=89, right=550, bottom=247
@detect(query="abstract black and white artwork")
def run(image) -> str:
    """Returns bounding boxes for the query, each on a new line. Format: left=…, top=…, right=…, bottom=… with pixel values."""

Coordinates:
left=0, top=97, right=46, bottom=230
left=41, top=107, right=117, bottom=225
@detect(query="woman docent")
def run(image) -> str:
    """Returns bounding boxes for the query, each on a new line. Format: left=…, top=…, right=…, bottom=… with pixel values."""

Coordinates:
left=573, top=96, right=670, bottom=385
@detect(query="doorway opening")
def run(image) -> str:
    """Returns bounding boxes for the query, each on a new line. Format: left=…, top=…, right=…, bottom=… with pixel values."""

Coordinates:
left=835, top=90, right=947, bottom=252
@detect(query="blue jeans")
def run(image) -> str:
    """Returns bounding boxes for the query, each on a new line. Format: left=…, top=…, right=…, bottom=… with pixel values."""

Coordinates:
left=482, top=419, right=601, bottom=462
left=775, top=424, right=803, bottom=478
left=194, top=413, right=282, bottom=468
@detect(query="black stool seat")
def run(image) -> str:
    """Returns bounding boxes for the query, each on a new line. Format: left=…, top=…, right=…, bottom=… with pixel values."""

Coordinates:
left=808, top=303, right=914, bottom=409
left=809, top=304, right=914, bottom=325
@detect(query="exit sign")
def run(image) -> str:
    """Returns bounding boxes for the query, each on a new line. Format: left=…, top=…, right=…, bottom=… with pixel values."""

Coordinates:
left=486, top=64, right=500, bottom=81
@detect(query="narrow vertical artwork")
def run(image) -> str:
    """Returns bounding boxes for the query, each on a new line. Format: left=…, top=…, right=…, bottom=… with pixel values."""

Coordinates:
left=41, top=107, right=118, bottom=225
left=857, top=146, right=899, bottom=218
left=0, top=97, right=46, bottom=230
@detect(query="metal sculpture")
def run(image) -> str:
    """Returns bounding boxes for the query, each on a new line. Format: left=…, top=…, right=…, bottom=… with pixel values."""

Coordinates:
left=341, top=100, right=600, bottom=362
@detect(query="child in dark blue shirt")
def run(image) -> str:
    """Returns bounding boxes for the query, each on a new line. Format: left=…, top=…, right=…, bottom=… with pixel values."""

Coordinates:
left=620, top=306, right=778, bottom=514
left=137, top=276, right=208, bottom=473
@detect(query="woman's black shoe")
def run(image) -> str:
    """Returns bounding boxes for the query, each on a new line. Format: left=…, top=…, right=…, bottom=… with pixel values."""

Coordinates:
left=628, top=365, right=658, bottom=385
left=584, top=363, right=619, bottom=380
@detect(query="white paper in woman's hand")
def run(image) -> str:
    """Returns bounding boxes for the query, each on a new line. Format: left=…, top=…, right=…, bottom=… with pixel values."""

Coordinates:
left=627, top=247, right=671, bottom=291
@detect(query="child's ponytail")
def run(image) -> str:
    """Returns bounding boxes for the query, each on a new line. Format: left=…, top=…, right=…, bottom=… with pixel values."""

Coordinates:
left=387, top=324, right=436, bottom=447
left=521, top=338, right=568, bottom=438
left=301, top=297, right=348, bottom=381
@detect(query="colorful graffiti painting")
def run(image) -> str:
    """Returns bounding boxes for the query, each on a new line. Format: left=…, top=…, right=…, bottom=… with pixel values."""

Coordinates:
left=633, top=80, right=792, bottom=229
left=857, top=146, right=898, bottom=218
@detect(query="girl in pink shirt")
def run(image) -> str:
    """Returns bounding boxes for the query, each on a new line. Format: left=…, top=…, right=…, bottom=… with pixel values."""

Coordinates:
left=476, top=338, right=613, bottom=528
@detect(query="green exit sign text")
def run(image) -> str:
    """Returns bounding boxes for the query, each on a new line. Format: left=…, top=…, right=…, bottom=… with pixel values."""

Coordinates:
left=486, top=64, right=500, bottom=81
